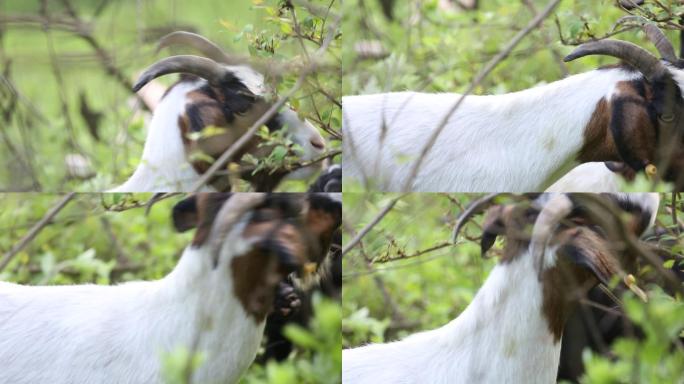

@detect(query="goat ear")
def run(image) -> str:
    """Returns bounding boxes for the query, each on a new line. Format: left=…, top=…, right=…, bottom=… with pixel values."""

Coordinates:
left=172, top=196, right=199, bottom=232
left=609, top=87, right=657, bottom=171
left=480, top=206, right=506, bottom=257
left=604, top=161, right=637, bottom=180
left=605, top=161, right=628, bottom=173
left=304, top=194, right=342, bottom=262
left=556, top=228, right=620, bottom=285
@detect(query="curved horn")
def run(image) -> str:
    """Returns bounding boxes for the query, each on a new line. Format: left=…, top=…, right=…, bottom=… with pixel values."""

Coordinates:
left=642, top=24, right=677, bottom=62
left=451, top=193, right=503, bottom=242
left=564, top=39, right=668, bottom=82
left=157, top=31, right=233, bottom=64
left=133, top=55, right=229, bottom=92
left=210, top=193, right=267, bottom=267
left=529, top=194, right=574, bottom=276
left=615, top=16, right=677, bottom=62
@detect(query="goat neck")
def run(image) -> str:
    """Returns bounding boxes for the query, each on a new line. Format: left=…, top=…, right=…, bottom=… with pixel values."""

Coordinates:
left=342, top=249, right=561, bottom=384
left=112, top=80, right=212, bottom=192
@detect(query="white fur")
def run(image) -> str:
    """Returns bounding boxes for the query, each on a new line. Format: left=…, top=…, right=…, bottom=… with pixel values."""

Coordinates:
left=113, top=76, right=326, bottom=192
left=342, top=193, right=660, bottom=384
left=228, top=65, right=268, bottom=97
left=0, top=217, right=265, bottom=384
left=343, top=249, right=559, bottom=384
left=614, top=192, right=661, bottom=228
left=545, top=163, right=621, bottom=193
left=113, top=81, right=211, bottom=192
left=343, top=68, right=645, bottom=192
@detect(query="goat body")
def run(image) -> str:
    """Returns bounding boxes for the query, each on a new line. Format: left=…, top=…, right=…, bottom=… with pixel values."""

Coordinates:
left=0, top=223, right=259, bottom=384
left=545, top=162, right=622, bottom=192
left=343, top=68, right=646, bottom=192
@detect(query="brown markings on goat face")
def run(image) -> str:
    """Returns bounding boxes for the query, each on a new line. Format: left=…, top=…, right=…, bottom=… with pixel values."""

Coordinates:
left=179, top=91, right=273, bottom=190
left=305, top=207, right=338, bottom=264
left=542, top=227, right=622, bottom=342
left=231, top=220, right=309, bottom=322
left=230, top=195, right=341, bottom=322
left=480, top=204, right=536, bottom=262
left=190, top=193, right=232, bottom=247
left=232, top=231, right=309, bottom=322
left=231, top=248, right=283, bottom=322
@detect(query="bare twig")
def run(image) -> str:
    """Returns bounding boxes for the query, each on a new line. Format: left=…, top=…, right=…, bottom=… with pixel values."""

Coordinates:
left=0, top=193, right=76, bottom=272
left=341, top=194, right=405, bottom=256
left=672, top=192, right=680, bottom=236
left=374, top=241, right=453, bottom=263
left=101, top=193, right=180, bottom=212
left=215, top=149, right=341, bottom=178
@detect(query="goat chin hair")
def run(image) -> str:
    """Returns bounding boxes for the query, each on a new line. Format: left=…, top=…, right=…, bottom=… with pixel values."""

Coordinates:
left=342, top=193, right=659, bottom=384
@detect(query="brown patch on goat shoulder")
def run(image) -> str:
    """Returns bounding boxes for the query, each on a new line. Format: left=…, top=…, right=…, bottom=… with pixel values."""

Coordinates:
left=578, top=98, right=618, bottom=162
left=481, top=205, right=536, bottom=263
left=604, top=81, right=657, bottom=168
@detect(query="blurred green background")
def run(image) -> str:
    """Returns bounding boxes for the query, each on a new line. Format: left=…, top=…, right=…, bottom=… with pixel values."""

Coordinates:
left=343, top=0, right=682, bottom=95
left=0, top=0, right=341, bottom=192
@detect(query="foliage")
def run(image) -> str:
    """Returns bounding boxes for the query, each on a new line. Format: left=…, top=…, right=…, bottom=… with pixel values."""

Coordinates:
left=580, top=288, right=684, bottom=384
left=242, top=294, right=342, bottom=384
left=342, top=193, right=684, bottom=383
left=0, top=193, right=340, bottom=383
left=0, top=0, right=340, bottom=192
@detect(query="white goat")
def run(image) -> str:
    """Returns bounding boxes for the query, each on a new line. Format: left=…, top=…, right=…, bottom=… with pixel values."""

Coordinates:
left=545, top=162, right=622, bottom=192
left=113, top=32, right=326, bottom=192
left=343, top=24, right=684, bottom=192
left=0, top=193, right=341, bottom=384
left=342, top=193, right=659, bottom=384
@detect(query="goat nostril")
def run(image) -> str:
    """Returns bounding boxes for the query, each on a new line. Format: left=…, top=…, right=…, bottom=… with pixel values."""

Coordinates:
left=310, top=138, right=325, bottom=150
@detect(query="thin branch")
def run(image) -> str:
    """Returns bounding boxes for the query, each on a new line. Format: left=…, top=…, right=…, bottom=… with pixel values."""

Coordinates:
left=342, top=194, right=405, bottom=256
left=101, top=193, right=180, bottom=212
left=672, top=192, right=680, bottom=236
left=374, top=241, right=453, bottom=263
left=401, top=0, right=562, bottom=191
left=214, top=149, right=341, bottom=178
left=0, top=193, right=76, bottom=272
